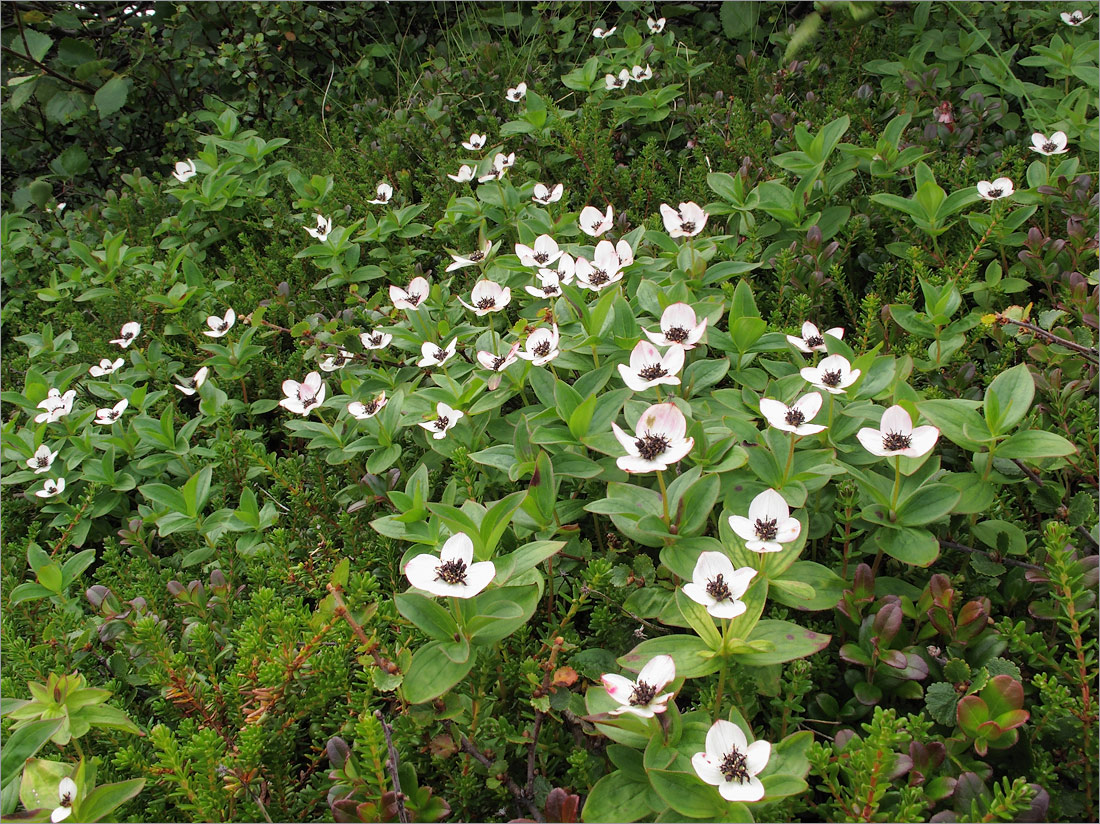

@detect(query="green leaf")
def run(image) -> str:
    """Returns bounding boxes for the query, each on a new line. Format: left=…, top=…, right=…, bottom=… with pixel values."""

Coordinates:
left=395, top=593, right=460, bottom=643
left=493, top=540, right=563, bottom=585
left=770, top=561, right=844, bottom=611
left=720, top=0, right=760, bottom=38
left=581, top=772, right=652, bottom=823
left=873, top=526, right=940, bottom=567
left=675, top=588, right=722, bottom=650
left=402, top=642, right=475, bottom=704
left=648, top=770, right=725, bottom=818
left=918, top=400, right=991, bottom=451
left=0, top=719, right=63, bottom=790
left=75, top=778, right=145, bottom=823
left=37, top=564, right=63, bottom=594
left=736, top=620, right=831, bottom=666
left=11, top=30, right=53, bottom=63
left=620, top=635, right=720, bottom=679
left=996, top=430, right=1077, bottom=460
left=896, top=483, right=960, bottom=527
left=465, top=584, right=539, bottom=644
left=78, top=704, right=142, bottom=735
left=984, top=364, right=1034, bottom=435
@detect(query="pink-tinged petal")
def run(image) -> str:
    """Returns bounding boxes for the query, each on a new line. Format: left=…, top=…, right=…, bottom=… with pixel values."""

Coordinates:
left=788, top=334, right=813, bottom=353
left=662, top=345, right=686, bottom=376
left=694, top=551, right=735, bottom=584
left=725, top=566, right=758, bottom=598
left=642, top=327, right=670, bottom=346
left=708, top=599, right=747, bottom=619
left=618, top=364, right=650, bottom=392
left=611, top=422, right=639, bottom=455
left=775, top=517, right=801, bottom=544
left=686, top=317, right=708, bottom=346
left=857, top=427, right=889, bottom=456
left=404, top=553, right=442, bottom=591
left=463, top=561, right=496, bottom=596
left=824, top=326, right=844, bottom=340
left=617, top=455, right=661, bottom=473
left=660, top=437, right=694, bottom=466
left=659, top=203, right=679, bottom=233
left=746, top=539, right=783, bottom=553
left=640, top=402, right=687, bottom=440
left=744, top=740, right=771, bottom=775
left=880, top=405, right=914, bottom=436
left=439, top=533, right=474, bottom=566
left=796, top=422, right=828, bottom=435
left=905, top=425, right=940, bottom=457
left=800, top=365, right=822, bottom=384
left=792, top=391, right=823, bottom=421
left=1030, top=132, right=1047, bottom=151
left=706, top=720, right=747, bottom=759
left=681, top=582, right=712, bottom=608
left=728, top=515, right=755, bottom=542
left=609, top=704, right=655, bottom=718
left=629, top=340, right=664, bottom=370
left=638, top=654, right=676, bottom=690
left=692, top=753, right=725, bottom=787
left=601, top=673, right=636, bottom=703
left=818, top=354, right=852, bottom=375
left=719, top=775, right=765, bottom=802
left=801, top=321, right=820, bottom=339
left=749, top=488, right=789, bottom=524
left=758, top=398, right=790, bottom=429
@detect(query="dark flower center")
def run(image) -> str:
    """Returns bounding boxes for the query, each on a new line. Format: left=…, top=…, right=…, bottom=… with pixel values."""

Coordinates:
left=434, top=348, right=448, bottom=362
left=590, top=221, right=604, bottom=233
left=589, top=269, right=609, bottom=286
left=987, top=187, right=1002, bottom=198
left=122, top=331, right=134, bottom=340
left=534, top=252, right=550, bottom=264
left=363, top=399, right=380, bottom=415
left=1071, top=11, right=1083, bottom=21
left=434, top=415, right=450, bottom=430
left=542, top=285, right=559, bottom=296
left=533, top=341, right=552, bottom=357
left=634, top=431, right=670, bottom=460
left=784, top=408, right=805, bottom=427
left=706, top=574, right=731, bottom=601
left=820, top=369, right=843, bottom=387
left=681, top=221, right=695, bottom=233
left=406, top=292, right=422, bottom=305
left=629, top=680, right=658, bottom=705
left=59, top=790, right=73, bottom=807
left=805, top=334, right=824, bottom=348
left=300, top=394, right=318, bottom=409
left=491, top=355, right=508, bottom=370
left=882, top=431, right=912, bottom=451
left=215, top=321, right=228, bottom=331
left=720, top=748, right=750, bottom=782
left=106, top=410, right=120, bottom=420
left=665, top=325, right=689, bottom=342
left=36, top=456, right=49, bottom=467
left=370, top=335, right=384, bottom=346
left=638, top=364, right=668, bottom=381
left=435, top=558, right=468, bottom=584
left=469, top=251, right=485, bottom=262
left=1042, top=140, right=1057, bottom=153
left=476, top=297, right=496, bottom=310
left=754, top=517, right=778, bottom=541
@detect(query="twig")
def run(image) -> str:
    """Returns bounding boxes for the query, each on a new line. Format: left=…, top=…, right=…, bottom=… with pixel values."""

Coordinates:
left=993, top=313, right=1100, bottom=363
left=0, top=45, right=97, bottom=94
left=581, top=585, right=670, bottom=635
left=940, top=539, right=1041, bottom=570
left=443, top=720, right=542, bottom=822
left=374, top=710, right=409, bottom=824
left=1012, top=459, right=1045, bottom=487
left=327, top=584, right=401, bottom=675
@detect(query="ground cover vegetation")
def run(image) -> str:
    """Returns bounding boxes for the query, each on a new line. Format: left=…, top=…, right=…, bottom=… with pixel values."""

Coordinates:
left=1, top=1, right=1097, bottom=822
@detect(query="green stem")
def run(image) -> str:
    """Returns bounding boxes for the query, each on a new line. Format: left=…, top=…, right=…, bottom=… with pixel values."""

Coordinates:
left=656, top=470, right=670, bottom=526
left=783, top=434, right=798, bottom=483
left=889, top=457, right=902, bottom=515
left=713, top=658, right=728, bottom=723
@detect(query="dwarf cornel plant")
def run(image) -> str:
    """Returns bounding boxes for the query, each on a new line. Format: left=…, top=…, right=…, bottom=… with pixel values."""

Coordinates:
left=2, top=2, right=1097, bottom=823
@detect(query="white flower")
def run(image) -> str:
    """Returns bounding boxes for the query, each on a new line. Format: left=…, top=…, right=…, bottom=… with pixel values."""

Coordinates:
left=477, top=342, right=521, bottom=372
left=856, top=405, right=941, bottom=458
left=729, top=489, right=801, bottom=553
left=88, top=357, right=125, bottom=378
left=418, top=338, right=458, bottom=368
left=390, top=276, right=430, bottom=311
left=404, top=532, right=495, bottom=598
left=618, top=340, right=685, bottom=392
left=575, top=240, right=628, bottom=291
left=526, top=256, right=575, bottom=299
left=418, top=401, right=463, bottom=440
left=1061, top=9, right=1092, bottom=25
left=368, top=183, right=393, bottom=205
left=692, top=720, right=771, bottom=803
left=203, top=308, right=236, bottom=338
left=612, top=401, right=694, bottom=473
left=517, top=325, right=561, bottom=366
left=305, top=214, right=333, bottom=242
left=109, top=321, right=141, bottom=348
left=34, top=389, right=76, bottom=424
left=174, top=366, right=209, bottom=396
left=447, top=240, right=493, bottom=271
left=448, top=164, right=477, bottom=183
left=660, top=201, right=709, bottom=238
left=787, top=321, right=844, bottom=353
left=643, top=303, right=708, bottom=349
left=320, top=348, right=355, bottom=372
left=27, top=444, right=60, bottom=474
left=515, top=235, right=563, bottom=268
left=976, top=177, right=1014, bottom=201
left=35, top=477, right=66, bottom=500
left=279, top=371, right=327, bottom=415
left=601, top=655, right=676, bottom=718
left=359, top=330, right=393, bottom=350
left=759, top=392, right=827, bottom=436
left=172, top=159, right=197, bottom=183
left=1029, top=131, right=1069, bottom=156
left=615, top=239, right=635, bottom=267
left=459, top=280, right=511, bottom=316
left=48, top=202, right=66, bottom=214
left=647, top=16, right=666, bottom=34
left=681, top=552, right=757, bottom=619
left=800, top=353, right=860, bottom=395
left=478, top=152, right=516, bottom=182
left=505, top=82, right=528, bottom=102
left=630, top=64, right=654, bottom=82
left=605, top=69, right=631, bottom=91
left=532, top=183, right=564, bottom=204
left=579, top=204, right=614, bottom=237
left=462, top=133, right=487, bottom=151
left=93, top=398, right=128, bottom=425
left=50, top=776, right=78, bottom=823
left=593, top=26, right=617, bottom=38
left=347, top=392, right=388, bottom=420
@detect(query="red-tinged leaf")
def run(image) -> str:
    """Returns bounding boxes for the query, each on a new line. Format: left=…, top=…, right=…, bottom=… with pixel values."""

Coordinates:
left=992, top=708, right=1029, bottom=731
left=982, top=674, right=1024, bottom=717
left=956, top=695, right=989, bottom=734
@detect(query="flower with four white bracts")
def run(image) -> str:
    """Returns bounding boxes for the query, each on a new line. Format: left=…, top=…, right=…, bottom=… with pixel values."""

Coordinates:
left=36, top=477, right=66, bottom=499
left=759, top=392, right=827, bottom=436
left=462, top=133, right=487, bottom=151
left=418, top=338, right=458, bottom=368
left=320, top=348, right=355, bottom=372
left=644, top=303, right=708, bottom=349
left=787, top=321, right=844, bottom=353
left=517, top=325, right=561, bottom=366
left=515, top=235, right=564, bottom=268
left=618, top=340, right=685, bottom=392
left=857, top=405, right=941, bottom=459
left=478, top=152, right=516, bottom=182
left=682, top=552, right=757, bottom=619
left=418, top=401, right=463, bottom=440
left=50, top=776, right=78, bottom=823
left=1061, top=9, right=1091, bottom=25
left=305, top=214, right=333, bottom=242
left=404, top=532, right=495, bottom=598
left=94, top=399, right=128, bottom=425
left=692, top=720, right=771, bottom=802
left=601, top=655, right=677, bottom=718
left=88, top=357, right=124, bottom=378
left=647, top=16, right=666, bottom=33
left=976, top=177, right=1014, bottom=201
left=526, top=256, right=576, bottom=299
left=279, top=371, right=326, bottom=415
left=348, top=392, right=388, bottom=420
left=631, top=64, right=654, bottom=82
left=172, top=159, right=197, bottom=183
left=801, top=353, right=860, bottom=395
left=448, top=164, right=477, bottom=183
left=611, top=401, right=694, bottom=473
left=447, top=240, right=493, bottom=271
left=35, top=389, right=76, bottom=424
left=1029, top=131, right=1069, bottom=156
left=593, top=25, right=617, bottom=38
left=660, top=201, right=709, bottom=238
left=532, top=183, right=564, bottom=204
left=109, top=322, right=141, bottom=348
left=204, top=308, right=236, bottom=338
left=477, top=342, right=522, bottom=372
left=174, top=366, right=209, bottom=396
left=575, top=240, right=628, bottom=292
left=368, top=183, right=394, bottom=204
left=505, top=82, right=527, bottom=102
left=27, top=444, right=59, bottom=474
left=460, top=280, right=511, bottom=316
left=359, top=330, right=393, bottom=350
left=605, top=69, right=631, bottom=90
left=390, top=276, right=430, bottom=311
left=579, top=204, right=614, bottom=237
left=729, top=489, right=801, bottom=553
